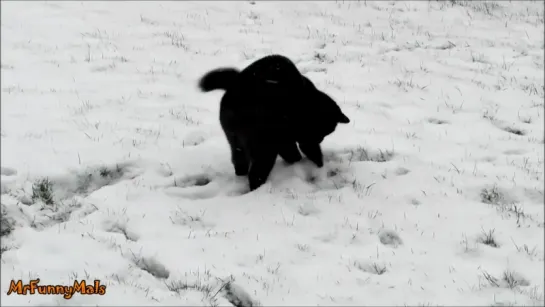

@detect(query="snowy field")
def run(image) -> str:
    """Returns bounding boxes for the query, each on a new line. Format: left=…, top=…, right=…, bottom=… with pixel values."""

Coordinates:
left=1, top=1, right=544, bottom=306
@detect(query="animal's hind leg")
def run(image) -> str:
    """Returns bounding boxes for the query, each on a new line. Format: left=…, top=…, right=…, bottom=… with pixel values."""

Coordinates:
left=299, top=142, right=324, bottom=168
left=247, top=144, right=278, bottom=191
left=225, top=133, right=249, bottom=176
left=278, top=142, right=302, bottom=164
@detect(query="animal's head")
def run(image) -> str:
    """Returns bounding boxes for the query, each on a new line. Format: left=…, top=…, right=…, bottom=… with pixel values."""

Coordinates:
left=306, top=89, right=350, bottom=142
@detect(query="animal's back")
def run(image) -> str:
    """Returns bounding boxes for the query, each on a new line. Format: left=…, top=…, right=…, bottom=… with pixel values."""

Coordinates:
left=239, top=54, right=305, bottom=91
left=220, top=55, right=303, bottom=124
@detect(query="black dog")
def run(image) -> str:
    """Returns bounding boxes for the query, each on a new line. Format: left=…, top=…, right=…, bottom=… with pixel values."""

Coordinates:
left=198, top=54, right=349, bottom=191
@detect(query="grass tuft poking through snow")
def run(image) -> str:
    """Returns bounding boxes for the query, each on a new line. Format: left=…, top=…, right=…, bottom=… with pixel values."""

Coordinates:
left=31, top=178, right=55, bottom=206
left=477, top=228, right=500, bottom=248
left=1, top=1, right=543, bottom=306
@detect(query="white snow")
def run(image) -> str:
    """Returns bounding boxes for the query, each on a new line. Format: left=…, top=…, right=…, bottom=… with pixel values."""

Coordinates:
left=1, top=1, right=544, bottom=306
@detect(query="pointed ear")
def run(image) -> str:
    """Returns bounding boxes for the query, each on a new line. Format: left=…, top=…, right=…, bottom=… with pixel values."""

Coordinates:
left=338, top=112, right=350, bottom=124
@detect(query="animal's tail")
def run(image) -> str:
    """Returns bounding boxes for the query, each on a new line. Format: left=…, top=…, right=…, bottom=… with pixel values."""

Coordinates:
left=198, top=68, right=240, bottom=92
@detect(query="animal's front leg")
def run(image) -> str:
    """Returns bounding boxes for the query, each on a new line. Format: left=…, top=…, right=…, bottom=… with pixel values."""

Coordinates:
left=225, top=133, right=249, bottom=176
left=247, top=147, right=278, bottom=191
left=278, top=142, right=302, bottom=164
left=299, top=142, right=324, bottom=168
left=232, top=147, right=250, bottom=176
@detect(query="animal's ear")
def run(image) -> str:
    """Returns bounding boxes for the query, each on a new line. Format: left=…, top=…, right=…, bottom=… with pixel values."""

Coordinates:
left=337, top=112, right=350, bottom=124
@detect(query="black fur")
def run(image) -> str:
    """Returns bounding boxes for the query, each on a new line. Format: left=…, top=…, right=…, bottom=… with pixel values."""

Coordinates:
left=198, top=54, right=349, bottom=191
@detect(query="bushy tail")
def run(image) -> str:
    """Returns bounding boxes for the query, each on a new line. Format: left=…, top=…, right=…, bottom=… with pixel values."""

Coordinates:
left=198, top=67, right=240, bottom=92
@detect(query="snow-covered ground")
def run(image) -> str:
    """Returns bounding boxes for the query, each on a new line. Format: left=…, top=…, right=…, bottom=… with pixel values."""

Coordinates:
left=1, top=1, right=544, bottom=306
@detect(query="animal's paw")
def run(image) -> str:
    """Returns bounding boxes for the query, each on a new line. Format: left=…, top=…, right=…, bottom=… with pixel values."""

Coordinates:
left=235, top=168, right=249, bottom=176
left=248, top=175, right=267, bottom=192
